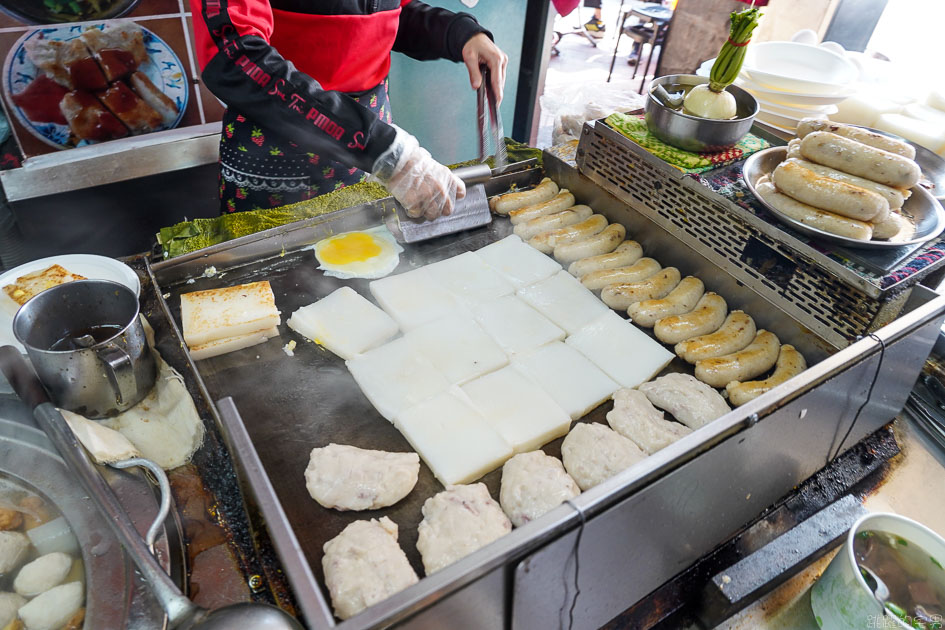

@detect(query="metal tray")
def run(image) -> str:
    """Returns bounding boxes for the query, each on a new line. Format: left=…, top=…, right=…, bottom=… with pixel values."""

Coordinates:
left=743, top=147, right=945, bottom=249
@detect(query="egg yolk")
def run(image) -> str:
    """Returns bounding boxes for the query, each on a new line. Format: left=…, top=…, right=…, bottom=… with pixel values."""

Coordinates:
left=319, top=233, right=383, bottom=265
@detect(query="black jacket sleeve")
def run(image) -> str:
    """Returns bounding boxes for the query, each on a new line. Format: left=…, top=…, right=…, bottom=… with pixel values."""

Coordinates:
left=393, top=0, right=492, bottom=62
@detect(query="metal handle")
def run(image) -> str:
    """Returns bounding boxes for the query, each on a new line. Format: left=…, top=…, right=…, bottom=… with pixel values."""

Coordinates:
left=98, top=344, right=136, bottom=406
left=452, top=163, right=492, bottom=185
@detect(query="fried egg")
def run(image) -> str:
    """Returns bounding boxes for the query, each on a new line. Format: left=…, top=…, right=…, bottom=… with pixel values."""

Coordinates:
left=313, top=226, right=403, bottom=280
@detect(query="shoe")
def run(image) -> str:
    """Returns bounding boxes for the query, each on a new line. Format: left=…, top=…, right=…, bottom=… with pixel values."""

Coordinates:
left=584, top=18, right=606, bottom=35
left=627, top=54, right=639, bottom=66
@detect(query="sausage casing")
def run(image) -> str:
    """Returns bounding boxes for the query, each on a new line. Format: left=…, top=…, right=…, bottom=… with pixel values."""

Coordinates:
left=796, top=118, right=916, bottom=160
left=726, top=344, right=806, bottom=406
left=529, top=214, right=607, bottom=253
left=786, top=138, right=803, bottom=160
left=627, top=276, right=704, bottom=328
left=491, top=177, right=560, bottom=214
left=554, top=223, right=626, bottom=264
left=788, top=158, right=907, bottom=211
left=694, top=330, right=780, bottom=388
left=799, top=131, right=921, bottom=189
left=756, top=182, right=873, bottom=241
left=509, top=190, right=575, bottom=225
left=675, top=311, right=756, bottom=364
left=871, top=210, right=908, bottom=240
left=568, top=241, right=643, bottom=277
left=581, top=257, right=661, bottom=290
left=513, top=205, right=593, bottom=240
left=772, top=160, right=887, bottom=221
left=653, top=292, right=727, bottom=344
left=601, top=267, right=681, bottom=309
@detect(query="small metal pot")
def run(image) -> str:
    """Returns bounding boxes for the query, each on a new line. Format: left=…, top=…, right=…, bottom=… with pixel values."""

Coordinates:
left=644, top=74, right=758, bottom=153
left=12, top=279, right=156, bottom=418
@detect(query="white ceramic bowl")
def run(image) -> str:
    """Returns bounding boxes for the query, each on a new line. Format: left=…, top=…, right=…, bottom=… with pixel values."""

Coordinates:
left=754, top=98, right=838, bottom=117
left=735, top=77, right=856, bottom=107
left=742, top=41, right=859, bottom=95
left=756, top=109, right=800, bottom=131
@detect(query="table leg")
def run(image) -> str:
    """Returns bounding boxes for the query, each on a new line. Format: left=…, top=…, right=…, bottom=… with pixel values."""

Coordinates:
left=607, top=10, right=629, bottom=83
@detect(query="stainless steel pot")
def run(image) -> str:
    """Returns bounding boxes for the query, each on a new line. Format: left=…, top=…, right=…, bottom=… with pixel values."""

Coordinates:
left=12, top=279, right=156, bottom=418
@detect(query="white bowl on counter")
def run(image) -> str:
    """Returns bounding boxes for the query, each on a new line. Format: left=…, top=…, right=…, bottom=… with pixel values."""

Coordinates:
left=734, top=77, right=855, bottom=107
left=756, top=109, right=801, bottom=132
left=755, top=98, right=838, bottom=118
left=742, top=42, right=859, bottom=95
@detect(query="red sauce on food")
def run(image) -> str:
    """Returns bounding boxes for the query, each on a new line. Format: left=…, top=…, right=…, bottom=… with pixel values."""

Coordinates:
left=97, top=48, right=137, bottom=80
left=11, top=75, right=68, bottom=124
left=68, top=91, right=128, bottom=141
left=67, top=58, right=108, bottom=91
left=98, top=81, right=137, bottom=114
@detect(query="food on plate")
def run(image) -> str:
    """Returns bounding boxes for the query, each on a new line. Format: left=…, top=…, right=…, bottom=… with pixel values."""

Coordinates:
left=795, top=117, right=916, bottom=160
left=490, top=178, right=559, bottom=214
left=128, top=72, right=178, bottom=126
left=180, top=280, right=280, bottom=358
left=394, top=391, right=512, bottom=486
left=561, top=422, right=645, bottom=491
left=476, top=235, right=562, bottom=289
left=369, top=267, right=459, bottom=331
left=13, top=552, right=72, bottom=598
left=568, top=240, right=644, bottom=277
left=346, top=337, right=450, bottom=422
left=528, top=214, right=608, bottom=253
left=60, top=409, right=140, bottom=464
left=2, top=264, right=86, bottom=306
left=872, top=211, right=910, bottom=240
left=875, top=113, right=945, bottom=159
left=581, top=257, right=660, bottom=291
left=304, top=444, right=420, bottom=511
left=508, top=190, right=575, bottom=225
left=601, top=267, right=681, bottom=310
left=417, top=484, right=511, bottom=574
left=785, top=157, right=908, bottom=212
left=638, top=373, right=731, bottom=429
left=0, top=531, right=30, bottom=574
left=425, top=251, right=514, bottom=307
left=606, top=388, right=692, bottom=454
left=313, top=226, right=404, bottom=280
left=681, top=7, right=760, bottom=120
left=406, top=313, right=508, bottom=385
left=462, top=366, right=571, bottom=453
left=322, top=517, right=418, bottom=620
left=695, top=329, right=781, bottom=388
left=16, top=581, right=83, bottom=630
left=565, top=311, right=674, bottom=388
left=24, top=38, right=107, bottom=91
left=755, top=181, right=873, bottom=241
left=771, top=160, right=888, bottom=222
left=675, top=311, right=756, bottom=364
left=499, top=452, right=580, bottom=527
left=518, top=270, right=609, bottom=335
left=627, top=276, right=704, bottom=328
left=513, top=205, right=593, bottom=240
left=95, top=80, right=162, bottom=133
left=287, top=286, right=398, bottom=360
left=653, top=291, right=727, bottom=344
left=80, top=22, right=148, bottom=81
left=786, top=138, right=802, bottom=160
left=59, top=90, right=129, bottom=142
left=553, top=223, right=626, bottom=264
left=726, top=344, right=807, bottom=406
left=472, top=295, right=565, bottom=357
left=0, top=593, right=26, bottom=628
left=799, top=132, right=921, bottom=189
left=513, top=341, right=618, bottom=420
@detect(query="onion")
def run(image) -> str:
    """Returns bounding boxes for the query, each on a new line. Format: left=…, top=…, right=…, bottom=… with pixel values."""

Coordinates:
left=683, top=84, right=738, bottom=120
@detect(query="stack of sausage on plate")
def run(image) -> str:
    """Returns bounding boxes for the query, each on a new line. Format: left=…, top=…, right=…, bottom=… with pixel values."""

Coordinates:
left=756, top=118, right=922, bottom=242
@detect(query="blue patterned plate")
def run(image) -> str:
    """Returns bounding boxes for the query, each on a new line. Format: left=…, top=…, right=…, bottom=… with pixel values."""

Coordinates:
left=3, top=22, right=188, bottom=150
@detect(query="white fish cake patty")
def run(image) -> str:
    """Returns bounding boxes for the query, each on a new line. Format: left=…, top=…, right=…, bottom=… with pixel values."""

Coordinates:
left=305, top=444, right=420, bottom=511
left=638, top=373, right=730, bottom=429
left=416, top=484, right=511, bottom=574
left=606, top=388, right=692, bottom=454
left=561, top=423, right=645, bottom=490
left=322, top=517, right=418, bottom=620
left=500, top=452, right=580, bottom=527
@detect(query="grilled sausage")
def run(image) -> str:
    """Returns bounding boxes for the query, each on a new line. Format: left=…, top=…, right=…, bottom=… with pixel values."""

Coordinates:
left=513, top=205, right=593, bottom=240
left=799, top=131, right=921, bottom=189
left=695, top=330, right=780, bottom=388
left=796, top=118, right=916, bottom=160
left=568, top=241, right=643, bottom=277
left=787, top=158, right=908, bottom=211
left=786, top=138, right=803, bottom=160
left=581, top=257, right=661, bottom=290
left=627, top=276, right=705, bottom=328
left=755, top=182, right=873, bottom=240
left=772, top=160, right=888, bottom=221
left=529, top=214, right=608, bottom=253
left=554, top=223, right=626, bottom=264
left=872, top=210, right=908, bottom=240
left=490, top=178, right=560, bottom=214
left=675, top=310, right=756, bottom=364
left=726, top=344, right=807, bottom=406
left=601, top=267, right=680, bottom=309
left=509, top=190, right=575, bottom=225
left=654, top=292, right=727, bottom=344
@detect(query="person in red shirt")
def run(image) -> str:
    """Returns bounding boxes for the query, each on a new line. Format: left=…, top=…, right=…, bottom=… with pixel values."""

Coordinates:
left=191, top=0, right=507, bottom=218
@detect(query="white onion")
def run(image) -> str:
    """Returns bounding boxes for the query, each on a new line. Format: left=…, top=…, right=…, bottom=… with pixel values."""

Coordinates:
left=683, top=84, right=738, bottom=120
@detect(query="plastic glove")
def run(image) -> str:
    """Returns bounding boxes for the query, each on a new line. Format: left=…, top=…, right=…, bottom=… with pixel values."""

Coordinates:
left=371, top=126, right=465, bottom=221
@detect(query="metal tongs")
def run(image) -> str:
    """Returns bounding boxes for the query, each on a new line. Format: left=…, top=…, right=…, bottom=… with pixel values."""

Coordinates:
left=477, top=65, right=507, bottom=173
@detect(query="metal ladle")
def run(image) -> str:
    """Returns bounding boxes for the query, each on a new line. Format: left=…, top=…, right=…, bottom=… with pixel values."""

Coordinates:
left=859, top=564, right=891, bottom=607
left=0, top=346, right=303, bottom=630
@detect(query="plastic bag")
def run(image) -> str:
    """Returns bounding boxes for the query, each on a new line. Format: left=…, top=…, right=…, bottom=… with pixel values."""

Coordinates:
left=539, top=80, right=646, bottom=147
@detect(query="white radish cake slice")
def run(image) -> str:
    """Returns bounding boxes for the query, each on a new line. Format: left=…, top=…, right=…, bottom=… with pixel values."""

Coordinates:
left=566, top=311, right=674, bottom=388
left=472, top=295, right=565, bottom=357
left=346, top=337, right=450, bottom=421
left=517, top=270, right=609, bottom=335
left=369, top=267, right=459, bottom=331
left=287, top=286, right=398, bottom=360
left=406, top=313, right=508, bottom=385
left=394, top=390, right=513, bottom=486
left=461, top=366, right=571, bottom=453
left=426, top=251, right=515, bottom=307
left=476, top=235, right=561, bottom=289
left=513, top=342, right=619, bottom=420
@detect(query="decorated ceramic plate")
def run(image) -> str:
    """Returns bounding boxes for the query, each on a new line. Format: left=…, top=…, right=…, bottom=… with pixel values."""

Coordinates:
left=2, top=21, right=188, bottom=149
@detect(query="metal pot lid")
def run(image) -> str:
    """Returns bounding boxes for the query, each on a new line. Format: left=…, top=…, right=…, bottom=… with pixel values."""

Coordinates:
left=0, top=395, right=183, bottom=630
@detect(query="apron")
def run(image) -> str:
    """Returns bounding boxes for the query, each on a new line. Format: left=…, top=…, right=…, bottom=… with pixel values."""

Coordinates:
left=218, top=78, right=392, bottom=214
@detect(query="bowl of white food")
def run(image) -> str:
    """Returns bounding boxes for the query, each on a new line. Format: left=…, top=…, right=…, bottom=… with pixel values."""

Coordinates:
left=742, top=41, right=859, bottom=95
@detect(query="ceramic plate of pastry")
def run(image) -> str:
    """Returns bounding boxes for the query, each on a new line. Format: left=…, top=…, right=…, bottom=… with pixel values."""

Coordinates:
left=3, top=20, right=187, bottom=149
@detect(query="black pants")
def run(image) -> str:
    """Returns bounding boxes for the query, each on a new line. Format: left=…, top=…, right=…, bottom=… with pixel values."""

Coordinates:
left=584, top=0, right=601, bottom=9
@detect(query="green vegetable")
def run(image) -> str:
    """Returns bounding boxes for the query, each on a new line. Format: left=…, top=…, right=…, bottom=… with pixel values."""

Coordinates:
left=932, top=556, right=943, bottom=570
left=708, top=7, right=762, bottom=93
left=885, top=602, right=907, bottom=619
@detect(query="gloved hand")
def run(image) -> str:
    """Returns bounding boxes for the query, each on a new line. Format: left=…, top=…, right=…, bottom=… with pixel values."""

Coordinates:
left=371, top=126, right=465, bottom=221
